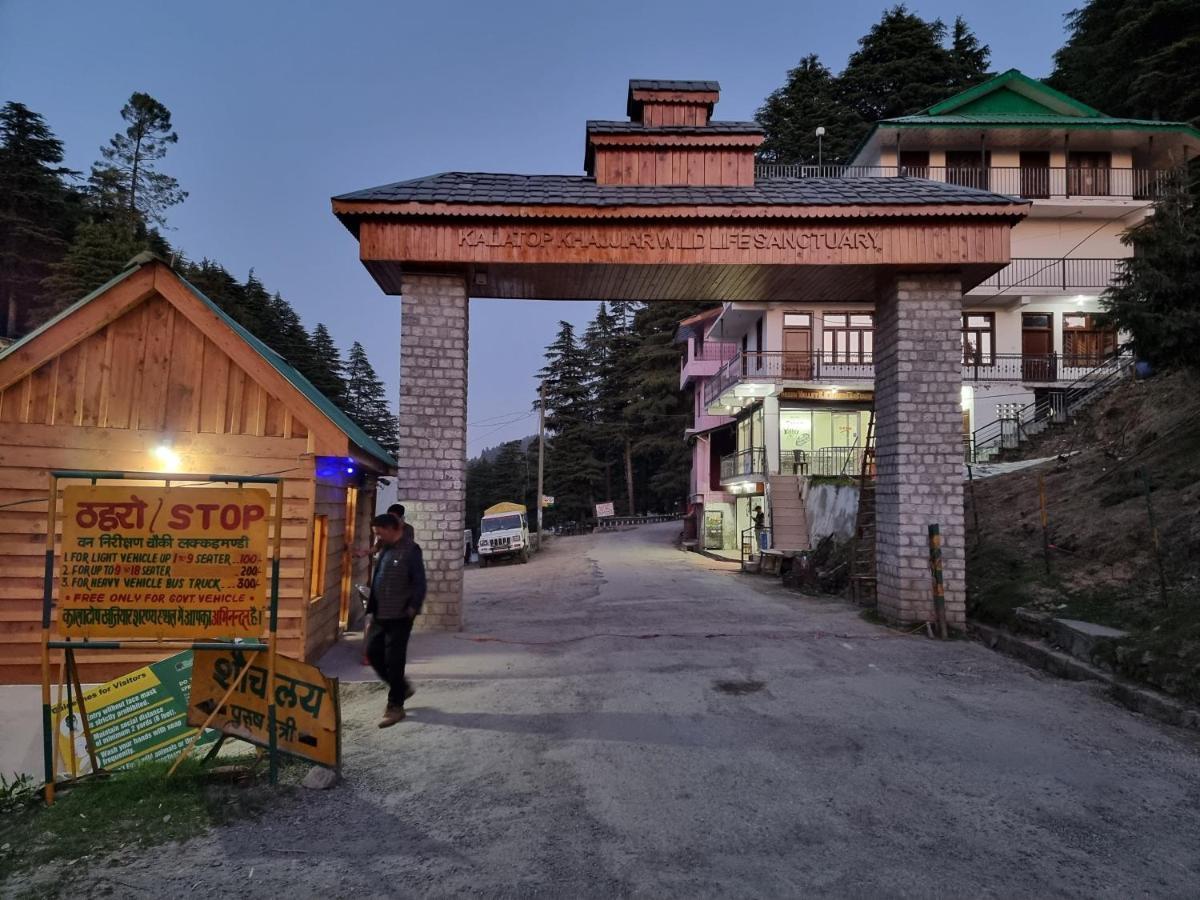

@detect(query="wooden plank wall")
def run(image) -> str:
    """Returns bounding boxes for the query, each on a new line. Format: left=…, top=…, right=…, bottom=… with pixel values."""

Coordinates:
left=0, top=295, right=324, bottom=683
left=593, top=148, right=754, bottom=186
left=641, top=102, right=708, bottom=127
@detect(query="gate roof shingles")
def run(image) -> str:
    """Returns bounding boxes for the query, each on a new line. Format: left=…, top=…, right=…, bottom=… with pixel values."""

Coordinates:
left=333, top=172, right=1020, bottom=208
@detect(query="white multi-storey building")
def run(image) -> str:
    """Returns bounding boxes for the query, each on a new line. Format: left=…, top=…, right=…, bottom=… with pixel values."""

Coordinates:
left=680, top=69, right=1198, bottom=555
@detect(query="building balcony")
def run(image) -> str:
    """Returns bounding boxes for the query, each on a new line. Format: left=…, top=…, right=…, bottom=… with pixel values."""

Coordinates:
left=781, top=447, right=870, bottom=479
left=703, top=351, right=873, bottom=412
left=704, top=350, right=1124, bottom=413
left=719, top=447, right=765, bottom=487
left=680, top=340, right=739, bottom=389
left=754, top=164, right=1176, bottom=203
left=971, top=257, right=1120, bottom=295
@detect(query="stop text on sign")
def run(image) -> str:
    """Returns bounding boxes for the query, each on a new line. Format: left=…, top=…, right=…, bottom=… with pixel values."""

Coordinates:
left=59, top=485, right=272, bottom=640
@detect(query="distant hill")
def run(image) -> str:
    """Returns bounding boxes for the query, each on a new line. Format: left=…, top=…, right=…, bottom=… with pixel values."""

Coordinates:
left=473, top=435, right=536, bottom=465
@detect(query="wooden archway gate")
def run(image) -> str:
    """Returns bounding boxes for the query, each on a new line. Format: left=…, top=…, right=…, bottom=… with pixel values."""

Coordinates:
left=332, top=79, right=1027, bottom=631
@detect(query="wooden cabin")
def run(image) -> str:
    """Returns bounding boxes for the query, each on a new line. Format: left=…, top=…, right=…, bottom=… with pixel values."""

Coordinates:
left=0, top=254, right=395, bottom=683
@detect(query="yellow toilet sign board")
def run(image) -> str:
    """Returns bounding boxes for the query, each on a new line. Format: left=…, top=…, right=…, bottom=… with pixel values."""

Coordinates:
left=189, top=648, right=340, bottom=768
left=59, top=485, right=271, bottom=640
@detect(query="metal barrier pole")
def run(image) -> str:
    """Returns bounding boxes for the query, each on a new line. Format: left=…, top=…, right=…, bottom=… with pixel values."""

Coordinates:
left=928, top=524, right=948, bottom=639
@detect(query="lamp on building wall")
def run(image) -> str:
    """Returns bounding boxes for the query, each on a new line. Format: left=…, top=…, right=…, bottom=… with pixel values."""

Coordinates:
left=815, top=126, right=826, bottom=169
left=153, top=444, right=181, bottom=470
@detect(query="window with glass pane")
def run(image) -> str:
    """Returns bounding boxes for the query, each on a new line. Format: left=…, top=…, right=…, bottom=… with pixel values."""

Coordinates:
left=962, top=313, right=995, bottom=365
left=784, top=313, right=811, bottom=327
left=1062, top=313, right=1117, bottom=365
left=822, top=312, right=874, bottom=363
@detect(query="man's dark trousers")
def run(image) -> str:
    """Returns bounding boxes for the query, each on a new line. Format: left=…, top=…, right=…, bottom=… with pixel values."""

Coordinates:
left=367, top=617, right=414, bottom=707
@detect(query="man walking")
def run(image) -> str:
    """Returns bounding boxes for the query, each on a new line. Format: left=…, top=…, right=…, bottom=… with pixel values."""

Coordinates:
left=366, top=513, right=426, bottom=727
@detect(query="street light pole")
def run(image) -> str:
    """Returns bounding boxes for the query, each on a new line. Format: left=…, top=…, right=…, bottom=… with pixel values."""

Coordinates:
left=816, top=126, right=826, bottom=171
left=536, top=379, right=545, bottom=549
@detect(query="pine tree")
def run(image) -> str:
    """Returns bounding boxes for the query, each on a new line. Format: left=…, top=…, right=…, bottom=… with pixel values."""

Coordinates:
left=308, top=323, right=348, bottom=406
left=179, top=258, right=256, bottom=327
left=582, top=302, right=626, bottom=501
left=1050, top=0, right=1200, bottom=124
left=755, top=55, right=866, bottom=166
left=1101, top=167, right=1200, bottom=370
left=838, top=6, right=988, bottom=124
left=39, top=220, right=169, bottom=314
left=623, top=302, right=715, bottom=512
left=948, top=16, right=991, bottom=90
left=344, top=341, right=399, bottom=455
left=89, top=92, right=187, bottom=231
left=538, top=321, right=600, bottom=522
left=0, top=102, right=79, bottom=337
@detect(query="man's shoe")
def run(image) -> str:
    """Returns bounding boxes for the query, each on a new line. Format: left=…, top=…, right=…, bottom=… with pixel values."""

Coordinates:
left=378, top=706, right=406, bottom=728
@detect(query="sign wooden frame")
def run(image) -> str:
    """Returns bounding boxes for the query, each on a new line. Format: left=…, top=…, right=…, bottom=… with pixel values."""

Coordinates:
left=40, top=469, right=286, bottom=805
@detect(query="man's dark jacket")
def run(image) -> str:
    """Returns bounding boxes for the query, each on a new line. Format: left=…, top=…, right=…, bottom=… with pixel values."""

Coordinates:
left=368, top=538, right=427, bottom=621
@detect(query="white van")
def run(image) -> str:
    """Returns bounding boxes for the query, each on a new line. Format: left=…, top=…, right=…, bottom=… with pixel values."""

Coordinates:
left=478, top=502, right=529, bottom=566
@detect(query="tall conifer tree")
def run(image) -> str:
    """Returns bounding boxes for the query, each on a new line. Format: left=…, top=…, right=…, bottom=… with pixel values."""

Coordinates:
left=0, top=102, right=78, bottom=337
left=344, top=341, right=399, bottom=455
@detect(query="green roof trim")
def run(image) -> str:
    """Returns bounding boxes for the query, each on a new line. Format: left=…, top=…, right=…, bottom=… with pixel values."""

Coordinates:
left=0, top=260, right=145, bottom=362
left=922, top=69, right=1103, bottom=119
left=849, top=68, right=1200, bottom=163
left=0, top=254, right=397, bottom=470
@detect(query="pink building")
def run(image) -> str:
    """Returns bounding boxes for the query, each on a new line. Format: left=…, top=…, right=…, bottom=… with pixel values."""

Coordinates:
left=676, top=309, right=739, bottom=552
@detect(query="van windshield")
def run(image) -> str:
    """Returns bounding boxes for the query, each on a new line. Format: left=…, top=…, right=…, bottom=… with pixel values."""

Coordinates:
left=482, top=514, right=522, bottom=533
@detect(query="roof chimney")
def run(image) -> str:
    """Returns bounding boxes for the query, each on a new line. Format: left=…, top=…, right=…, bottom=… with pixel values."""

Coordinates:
left=585, top=79, right=764, bottom=186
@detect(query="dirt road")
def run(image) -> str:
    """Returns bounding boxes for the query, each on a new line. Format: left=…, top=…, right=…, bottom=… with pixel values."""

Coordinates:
left=15, top=524, right=1200, bottom=898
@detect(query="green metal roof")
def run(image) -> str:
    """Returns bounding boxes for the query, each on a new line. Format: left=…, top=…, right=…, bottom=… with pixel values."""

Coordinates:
left=921, top=69, right=1103, bottom=119
left=850, top=68, right=1200, bottom=162
left=1, top=254, right=397, bottom=470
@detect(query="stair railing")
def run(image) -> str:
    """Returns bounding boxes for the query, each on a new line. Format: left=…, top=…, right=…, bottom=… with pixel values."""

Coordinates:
left=970, top=353, right=1134, bottom=461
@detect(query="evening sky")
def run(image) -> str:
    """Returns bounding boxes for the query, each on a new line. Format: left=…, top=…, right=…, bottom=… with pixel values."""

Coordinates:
left=0, top=0, right=1074, bottom=453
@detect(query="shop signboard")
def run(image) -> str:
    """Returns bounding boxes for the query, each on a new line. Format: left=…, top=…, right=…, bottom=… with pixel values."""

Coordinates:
left=59, top=485, right=271, bottom=640
left=50, top=650, right=215, bottom=776
left=189, top=648, right=339, bottom=768
left=780, top=388, right=874, bottom=403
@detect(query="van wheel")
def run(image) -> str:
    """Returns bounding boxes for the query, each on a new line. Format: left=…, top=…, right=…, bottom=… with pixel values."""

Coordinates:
left=520, top=548, right=530, bottom=564
left=479, top=557, right=488, bottom=568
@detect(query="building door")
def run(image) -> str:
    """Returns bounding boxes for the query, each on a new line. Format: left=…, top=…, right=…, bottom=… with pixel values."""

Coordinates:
left=1021, top=313, right=1056, bottom=381
left=899, top=150, right=929, bottom=179
left=1019, top=151, right=1050, bottom=199
left=1068, top=151, right=1111, bottom=196
left=946, top=150, right=990, bottom=190
left=783, top=325, right=812, bottom=379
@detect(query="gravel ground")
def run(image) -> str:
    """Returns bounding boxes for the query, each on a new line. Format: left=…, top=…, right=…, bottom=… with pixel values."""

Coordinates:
left=7, top=524, right=1200, bottom=898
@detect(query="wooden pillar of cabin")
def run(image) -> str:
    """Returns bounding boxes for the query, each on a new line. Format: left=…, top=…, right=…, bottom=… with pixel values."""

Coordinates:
left=397, top=273, right=468, bottom=630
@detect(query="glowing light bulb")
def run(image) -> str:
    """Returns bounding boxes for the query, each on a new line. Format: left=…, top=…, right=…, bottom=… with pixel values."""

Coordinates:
left=153, top=444, right=180, bottom=470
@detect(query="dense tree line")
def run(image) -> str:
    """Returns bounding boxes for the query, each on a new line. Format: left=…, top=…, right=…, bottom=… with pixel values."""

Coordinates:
left=467, top=299, right=712, bottom=531
left=1057, top=1, right=1200, bottom=370
left=755, top=6, right=991, bottom=166
left=0, top=94, right=398, bottom=454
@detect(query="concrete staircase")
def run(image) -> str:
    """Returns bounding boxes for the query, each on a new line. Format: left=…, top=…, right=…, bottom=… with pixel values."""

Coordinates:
left=768, top=474, right=810, bottom=551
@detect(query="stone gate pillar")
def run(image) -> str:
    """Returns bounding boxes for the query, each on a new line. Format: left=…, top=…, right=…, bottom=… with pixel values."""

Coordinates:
left=397, top=273, right=468, bottom=630
left=873, top=274, right=966, bottom=628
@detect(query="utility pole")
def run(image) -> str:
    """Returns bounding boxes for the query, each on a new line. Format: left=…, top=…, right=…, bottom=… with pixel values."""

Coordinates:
left=536, top=380, right=546, bottom=549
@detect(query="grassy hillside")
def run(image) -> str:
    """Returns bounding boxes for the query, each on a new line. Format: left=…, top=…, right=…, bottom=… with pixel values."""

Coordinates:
left=967, top=370, right=1200, bottom=703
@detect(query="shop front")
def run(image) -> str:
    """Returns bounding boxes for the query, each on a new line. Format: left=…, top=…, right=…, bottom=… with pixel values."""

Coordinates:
left=779, top=390, right=874, bottom=480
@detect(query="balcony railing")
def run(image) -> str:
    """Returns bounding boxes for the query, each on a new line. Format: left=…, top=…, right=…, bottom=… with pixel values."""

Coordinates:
left=754, top=164, right=1177, bottom=200
left=704, top=349, right=1125, bottom=407
left=720, top=448, right=765, bottom=484
left=976, top=257, right=1120, bottom=291
left=688, top=341, right=739, bottom=363
left=703, top=351, right=873, bottom=407
left=963, top=353, right=1120, bottom=383
left=782, top=447, right=870, bottom=479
